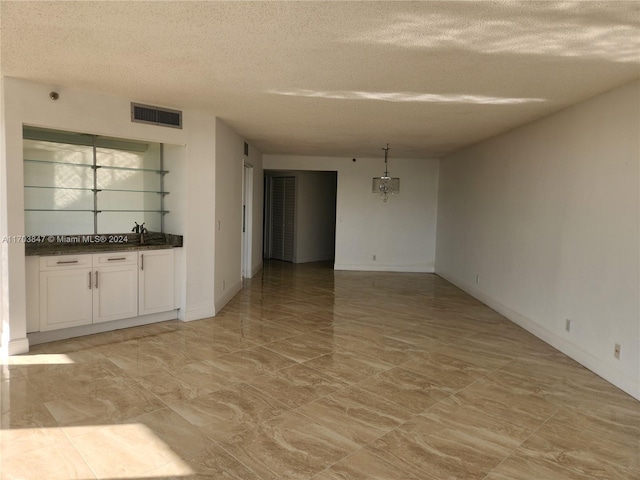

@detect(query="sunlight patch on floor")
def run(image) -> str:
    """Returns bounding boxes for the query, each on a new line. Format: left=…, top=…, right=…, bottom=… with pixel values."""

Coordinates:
left=0, top=423, right=194, bottom=479
left=2, top=354, right=76, bottom=366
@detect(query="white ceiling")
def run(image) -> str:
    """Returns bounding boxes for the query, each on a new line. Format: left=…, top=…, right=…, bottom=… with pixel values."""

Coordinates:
left=1, top=1, right=639, bottom=158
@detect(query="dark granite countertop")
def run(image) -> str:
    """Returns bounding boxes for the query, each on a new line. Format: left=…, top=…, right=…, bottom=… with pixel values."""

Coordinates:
left=25, top=232, right=183, bottom=256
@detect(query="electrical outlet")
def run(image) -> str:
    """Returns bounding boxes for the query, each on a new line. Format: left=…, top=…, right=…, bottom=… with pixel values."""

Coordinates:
left=614, top=343, right=621, bottom=360
left=372, top=254, right=376, bottom=261
left=217, top=220, right=221, bottom=230
left=565, top=319, right=571, bottom=332
left=222, top=280, right=226, bottom=290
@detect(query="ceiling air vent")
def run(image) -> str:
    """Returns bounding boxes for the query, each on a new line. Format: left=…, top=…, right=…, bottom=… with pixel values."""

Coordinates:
left=131, top=103, right=182, bottom=129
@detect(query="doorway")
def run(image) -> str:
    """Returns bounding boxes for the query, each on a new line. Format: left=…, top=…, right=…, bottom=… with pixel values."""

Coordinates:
left=264, top=171, right=337, bottom=264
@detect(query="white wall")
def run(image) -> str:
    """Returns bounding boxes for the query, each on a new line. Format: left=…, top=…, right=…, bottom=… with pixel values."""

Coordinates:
left=436, top=81, right=640, bottom=399
left=264, top=154, right=439, bottom=272
left=214, top=119, right=241, bottom=312
left=0, top=77, right=221, bottom=352
left=164, top=143, right=187, bottom=317
left=246, top=142, right=264, bottom=278
left=0, top=77, right=8, bottom=355
left=179, top=110, right=217, bottom=321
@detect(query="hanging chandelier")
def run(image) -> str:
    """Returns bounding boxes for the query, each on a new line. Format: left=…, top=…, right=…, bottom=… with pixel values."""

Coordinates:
left=372, top=143, right=400, bottom=202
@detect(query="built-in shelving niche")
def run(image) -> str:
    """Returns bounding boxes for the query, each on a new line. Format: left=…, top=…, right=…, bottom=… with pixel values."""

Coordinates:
left=23, top=126, right=169, bottom=235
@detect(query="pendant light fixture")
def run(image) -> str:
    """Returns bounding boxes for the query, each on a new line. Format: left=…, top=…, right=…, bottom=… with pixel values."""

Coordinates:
left=372, top=143, right=400, bottom=202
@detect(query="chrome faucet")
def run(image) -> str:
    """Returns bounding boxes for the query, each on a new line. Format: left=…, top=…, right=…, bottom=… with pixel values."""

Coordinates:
left=140, top=223, right=147, bottom=245
left=132, top=221, right=147, bottom=243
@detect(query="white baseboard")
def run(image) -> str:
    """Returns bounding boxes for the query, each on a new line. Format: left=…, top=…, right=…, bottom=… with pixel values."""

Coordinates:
left=436, top=269, right=640, bottom=401
left=182, top=305, right=215, bottom=322
left=8, top=337, right=30, bottom=356
left=214, top=282, right=242, bottom=315
left=334, top=263, right=435, bottom=273
left=295, top=253, right=335, bottom=264
left=251, top=262, right=263, bottom=278
left=27, top=310, right=178, bottom=346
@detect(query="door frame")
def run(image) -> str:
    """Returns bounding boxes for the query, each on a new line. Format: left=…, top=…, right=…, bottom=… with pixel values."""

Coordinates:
left=242, top=163, right=253, bottom=279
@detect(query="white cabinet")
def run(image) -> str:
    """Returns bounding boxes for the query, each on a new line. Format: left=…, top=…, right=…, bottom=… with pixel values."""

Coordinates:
left=139, top=250, right=174, bottom=315
left=92, top=253, right=138, bottom=323
left=39, top=256, right=93, bottom=331
left=37, top=249, right=175, bottom=332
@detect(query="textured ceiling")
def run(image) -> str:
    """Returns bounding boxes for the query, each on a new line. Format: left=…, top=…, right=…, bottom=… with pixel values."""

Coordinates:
left=1, top=1, right=639, bottom=158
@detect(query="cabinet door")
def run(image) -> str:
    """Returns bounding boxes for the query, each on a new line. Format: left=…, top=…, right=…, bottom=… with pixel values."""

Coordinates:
left=93, top=264, right=138, bottom=323
left=139, top=250, right=174, bottom=315
left=40, top=268, right=93, bottom=331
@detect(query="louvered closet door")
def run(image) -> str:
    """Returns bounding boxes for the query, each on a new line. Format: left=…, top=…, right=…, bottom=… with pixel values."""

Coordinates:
left=270, top=176, right=295, bottom=262
left=271, top=177, right=285, bottom=260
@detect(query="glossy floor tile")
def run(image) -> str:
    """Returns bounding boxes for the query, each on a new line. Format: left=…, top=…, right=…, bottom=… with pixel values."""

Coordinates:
left=1, top=260, right=638, bottom=479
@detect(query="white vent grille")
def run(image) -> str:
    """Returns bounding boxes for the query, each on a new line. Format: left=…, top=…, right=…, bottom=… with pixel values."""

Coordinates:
left=131, top=103, right=182, bottom=129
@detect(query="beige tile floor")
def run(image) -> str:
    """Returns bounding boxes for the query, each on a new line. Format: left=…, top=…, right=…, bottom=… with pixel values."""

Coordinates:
left=1, top=260, right=638, bottom=479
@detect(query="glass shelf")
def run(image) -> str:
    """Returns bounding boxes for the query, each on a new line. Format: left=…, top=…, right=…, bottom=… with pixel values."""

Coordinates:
left=25, top=159, right=168, bottom=174
left=25, top=186, right=168, bottom=195
left=25, top=209, right=95, bottom=212
left=25, top=159, right=93, bottom=168
left=99, top=188, right=169, bottom=195
left=99, top=210, right=170, bottom=214
left=100, top=165, right=168, bottom=174
left=25, top=185, right=94, bottom=192
left=24, top=127, right=168, bottom=235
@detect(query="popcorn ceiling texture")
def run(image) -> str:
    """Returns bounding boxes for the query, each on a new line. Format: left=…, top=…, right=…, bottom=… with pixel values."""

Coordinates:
left=1, top=1, right=638, bottom=158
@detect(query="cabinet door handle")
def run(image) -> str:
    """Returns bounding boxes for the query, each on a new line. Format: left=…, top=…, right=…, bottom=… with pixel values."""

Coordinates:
left=107, top=257, right=127, bottom=262
left=95, top=271, right=99, bottom=289
left=57, top=260, right=79, bottom=265
left=140, top=254, right=144, bottom=271
left=89, top=271, right=92, bottom=290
